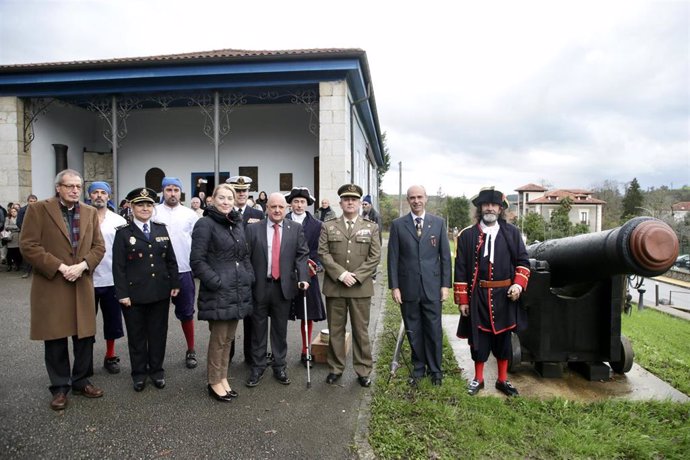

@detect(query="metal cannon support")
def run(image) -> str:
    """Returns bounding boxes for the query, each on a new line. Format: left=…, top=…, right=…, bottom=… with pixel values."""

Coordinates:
left=512, top=218, right=679, bottom=380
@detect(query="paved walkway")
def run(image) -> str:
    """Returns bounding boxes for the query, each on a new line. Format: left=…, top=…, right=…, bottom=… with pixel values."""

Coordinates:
left=0, top=262, right=388, bottom=459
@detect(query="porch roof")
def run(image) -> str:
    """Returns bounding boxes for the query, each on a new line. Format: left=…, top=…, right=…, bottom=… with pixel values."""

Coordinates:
left=0, top=48, right=384, bottom=165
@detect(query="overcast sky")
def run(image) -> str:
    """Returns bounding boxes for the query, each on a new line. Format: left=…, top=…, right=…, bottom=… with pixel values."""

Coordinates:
left=1, top=0, right=688, bottom=197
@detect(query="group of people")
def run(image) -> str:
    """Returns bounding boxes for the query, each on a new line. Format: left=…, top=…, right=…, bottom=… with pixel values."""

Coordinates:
left=1, top=195, right=37, bottom=275
left=387, top=185, right=530, bottom=396
left=19, top=169, right=383, bottom=411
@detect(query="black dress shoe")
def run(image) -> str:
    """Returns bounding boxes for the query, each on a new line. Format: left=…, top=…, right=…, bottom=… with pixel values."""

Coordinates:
left=300, top=353, right=313, bottom=368
left=357, top=376, right=372, bottom=388
left=103, top=356, right=121, bottom=374
left=495, top=380, right=519, bottom=397
left=226, top=389, right=239, bottom=398
left=274, top=369, right=291, bottom=385
left=185, top=350, right=198, bottom=369
left=207, top=384, right=232, bottom=402
left=468, top=379, right=484, bottom=396
left=133, top=381, right=146, bottom=392
left=153, top=378, right=166, bottom=389
left=431, top=377, right=443, bottom=387
left=326, top=373, right=341, bottom=384
left=245, top=369, right=265, bottom=387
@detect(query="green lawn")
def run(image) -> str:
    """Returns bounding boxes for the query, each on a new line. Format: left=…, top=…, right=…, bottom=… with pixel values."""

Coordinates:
left=371, top=259, right=690, bottom=458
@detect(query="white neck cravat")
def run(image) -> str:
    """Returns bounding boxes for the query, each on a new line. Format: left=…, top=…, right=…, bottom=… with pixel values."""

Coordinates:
left=480, top=221, right=500, bottom=264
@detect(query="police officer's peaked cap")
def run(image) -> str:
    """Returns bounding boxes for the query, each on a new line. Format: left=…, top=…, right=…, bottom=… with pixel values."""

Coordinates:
left=471, top=186, right=509, bottom=209
left=226, top=175, right=252, bottom=190
left=126, top=187, right=158, bottom=204
left=337, top=184, right=363, bottom=199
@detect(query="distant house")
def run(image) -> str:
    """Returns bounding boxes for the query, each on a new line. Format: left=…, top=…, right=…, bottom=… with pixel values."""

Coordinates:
left=672, top=202, right=690, bottom=222
left=515, top=185, right=605, bottom=232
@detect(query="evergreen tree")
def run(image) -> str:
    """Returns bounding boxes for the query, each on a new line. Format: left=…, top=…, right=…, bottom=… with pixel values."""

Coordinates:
left=446, top=196, right=471, bottom=230
left=621, top=178, right=644, bottom=220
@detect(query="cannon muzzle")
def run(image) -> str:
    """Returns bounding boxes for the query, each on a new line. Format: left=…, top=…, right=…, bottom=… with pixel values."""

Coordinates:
left=527, top=217, right=679, bottom=287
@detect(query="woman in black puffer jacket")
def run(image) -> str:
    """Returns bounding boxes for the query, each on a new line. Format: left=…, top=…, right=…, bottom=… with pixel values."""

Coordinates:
left=191, top=184, right=254, bottom=402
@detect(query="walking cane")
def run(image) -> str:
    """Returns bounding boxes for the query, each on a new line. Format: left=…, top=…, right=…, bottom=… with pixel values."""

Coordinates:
left=302, top=286, right=312, bottom=389
left=388, top=319, right=406, bottom=383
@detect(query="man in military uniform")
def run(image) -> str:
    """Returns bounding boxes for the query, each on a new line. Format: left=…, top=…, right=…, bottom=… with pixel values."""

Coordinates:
left=318, top=184, right=381, bottom=387
left=226, top=175, right=264, bottom=366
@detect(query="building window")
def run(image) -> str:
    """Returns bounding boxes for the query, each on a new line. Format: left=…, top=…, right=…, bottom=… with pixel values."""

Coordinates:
left=580, top=210, right=589, bottom=224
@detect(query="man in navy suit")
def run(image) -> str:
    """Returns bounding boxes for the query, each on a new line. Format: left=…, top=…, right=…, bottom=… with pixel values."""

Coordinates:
left=387, top=185, right=451, bottom=386
left=244, top=192, right=310, bottom=387
left=226, top=175, right=265, bottom=365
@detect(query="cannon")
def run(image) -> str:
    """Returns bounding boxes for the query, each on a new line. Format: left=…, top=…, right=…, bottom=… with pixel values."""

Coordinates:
left=511, top=217, right=679, bottom=380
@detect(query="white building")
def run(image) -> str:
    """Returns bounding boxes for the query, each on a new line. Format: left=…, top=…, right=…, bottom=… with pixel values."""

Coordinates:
left=515, top=184, right=605, bottom=233
left=0, top=49, right=384, bottom=210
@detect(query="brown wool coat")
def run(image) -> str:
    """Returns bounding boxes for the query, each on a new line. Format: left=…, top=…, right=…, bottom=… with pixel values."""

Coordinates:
left=19, top=197, right=105, bottom=340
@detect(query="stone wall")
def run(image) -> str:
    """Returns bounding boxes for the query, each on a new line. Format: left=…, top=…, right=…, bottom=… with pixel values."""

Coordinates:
left=0, top=97, right=31, bottom=205
left=319, top=80, right=350, bottom=206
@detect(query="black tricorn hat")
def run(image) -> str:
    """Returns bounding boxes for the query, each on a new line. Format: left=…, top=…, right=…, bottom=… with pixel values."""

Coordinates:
left=126, top=187, right=157, bottom=204
left=285, top=187, right=315, bottom=206
left=471, top=187, right=509, bottom=208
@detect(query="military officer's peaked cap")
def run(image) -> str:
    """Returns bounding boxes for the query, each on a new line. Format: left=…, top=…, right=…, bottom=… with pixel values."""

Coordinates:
left=126, top=187, right=158, bottom=204
left=337, top=184, right=363, bottom=199
left=471, top=186, right=509, bottom=209
left=226, top=175, right=252, bottom=190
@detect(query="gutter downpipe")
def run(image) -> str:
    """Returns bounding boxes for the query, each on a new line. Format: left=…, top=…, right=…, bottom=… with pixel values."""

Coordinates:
left=350, top=88, right=371, bottom=184
left=214, top=91, right=220, bottom=187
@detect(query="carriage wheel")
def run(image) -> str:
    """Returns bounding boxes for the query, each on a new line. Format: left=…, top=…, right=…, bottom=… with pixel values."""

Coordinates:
left=610, top=335, right=634, bottom=374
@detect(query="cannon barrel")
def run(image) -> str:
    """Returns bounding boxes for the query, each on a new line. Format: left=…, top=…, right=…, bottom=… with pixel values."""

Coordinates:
left=527, top=217, right=679, bottom=287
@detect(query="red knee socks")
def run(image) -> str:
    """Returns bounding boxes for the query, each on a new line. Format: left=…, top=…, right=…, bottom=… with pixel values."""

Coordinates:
left=474, top=361, right=485, bottom=383
left=300, top=320, right=313, bottom=353
left=497, top=358, right=508, bottom=382
left=181, top=319, right=195, bottom=351
left=105, top=339, right=116, bottom=358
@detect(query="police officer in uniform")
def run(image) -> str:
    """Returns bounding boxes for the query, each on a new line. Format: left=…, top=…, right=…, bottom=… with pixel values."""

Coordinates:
left=318, top=184, right=381, bottom=387
left=112, top=188, right=180, bottom=392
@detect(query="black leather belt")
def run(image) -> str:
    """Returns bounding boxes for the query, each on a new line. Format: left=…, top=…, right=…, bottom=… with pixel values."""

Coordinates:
left=266, top=278, right=281, bottom=283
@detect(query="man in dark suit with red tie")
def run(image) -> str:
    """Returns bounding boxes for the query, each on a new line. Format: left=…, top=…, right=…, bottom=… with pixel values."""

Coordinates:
left=244, top=192, right=310, bottom=387
left=388, top=185, right=451, bottom=387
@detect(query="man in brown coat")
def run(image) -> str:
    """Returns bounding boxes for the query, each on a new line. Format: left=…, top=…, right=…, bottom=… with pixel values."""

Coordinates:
left=20, top=169, right=106, bottom=410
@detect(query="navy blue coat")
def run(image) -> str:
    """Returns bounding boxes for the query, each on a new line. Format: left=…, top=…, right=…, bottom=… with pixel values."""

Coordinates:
left=191, top=209, right=254, bottom=321
left=112, top=221, right=180, bottom=304
left=286, top=212, right=326, bottom=321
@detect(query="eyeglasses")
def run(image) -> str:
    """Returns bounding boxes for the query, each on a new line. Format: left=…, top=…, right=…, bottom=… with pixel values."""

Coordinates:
left=60, top=184, right=82, bottom=190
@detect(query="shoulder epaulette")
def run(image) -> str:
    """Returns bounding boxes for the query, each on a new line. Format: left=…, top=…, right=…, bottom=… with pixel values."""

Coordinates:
left=152, top=221, right=167, bottom=226
left=324, top=215, right=338, bottom=222
left=115, top=224, right=129, bottom=231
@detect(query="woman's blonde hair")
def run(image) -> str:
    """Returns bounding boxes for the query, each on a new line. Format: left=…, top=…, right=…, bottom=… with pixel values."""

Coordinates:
left=212, top=183, right=236, bottom=199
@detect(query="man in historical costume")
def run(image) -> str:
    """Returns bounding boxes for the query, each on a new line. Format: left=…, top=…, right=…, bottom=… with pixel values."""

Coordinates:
left=318, top=184, right=381, bottom=388
left=244, top=193, right=310, bottom=387
left=284, top=186, right=327, bottom=367
left=20, top=169, right=106, bottom=410
left=454, top=187, right=530, bottom=397
left=388, top=185, right=451, bottom=386
left=154, top=177, right=200, bottom=369
left=88, top=181, right=128, bottom=374
left=226, top=175, right=265, bottom=366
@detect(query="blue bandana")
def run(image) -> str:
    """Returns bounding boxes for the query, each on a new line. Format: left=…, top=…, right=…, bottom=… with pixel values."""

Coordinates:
left=88, top=181, right=112, bottom=195
left=162, top=177, right=183, bottom=190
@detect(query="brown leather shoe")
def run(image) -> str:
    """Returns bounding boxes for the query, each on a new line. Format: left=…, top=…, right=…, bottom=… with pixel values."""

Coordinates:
left=50, top=392, right=68, bottom=411
left=73, top=384, right=104, bottom=399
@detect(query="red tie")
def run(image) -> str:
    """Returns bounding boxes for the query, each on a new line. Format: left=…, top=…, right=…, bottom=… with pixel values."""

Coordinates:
left=271, top=223, right=281, bottom=280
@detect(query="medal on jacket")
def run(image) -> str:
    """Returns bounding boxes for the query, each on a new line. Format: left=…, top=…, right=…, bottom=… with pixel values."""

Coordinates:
left=129, top=236, right=136, bottom=245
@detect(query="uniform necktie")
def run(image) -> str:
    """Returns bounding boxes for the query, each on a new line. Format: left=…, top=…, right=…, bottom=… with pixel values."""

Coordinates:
left=415, top=217, right=422, bottom=238
left=347, top=220, right=353, bottom=237
left=143, top=223, right=150, bottom=240
left=271, top=223, right=281, bottom=280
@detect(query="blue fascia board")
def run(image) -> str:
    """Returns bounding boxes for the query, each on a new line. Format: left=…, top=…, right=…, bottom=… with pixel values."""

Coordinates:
left=0, top=59, right=360, bottom=86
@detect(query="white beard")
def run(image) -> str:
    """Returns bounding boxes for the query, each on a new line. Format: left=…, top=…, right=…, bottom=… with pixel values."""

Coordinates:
left=482, top=213, right=498, bottom=224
